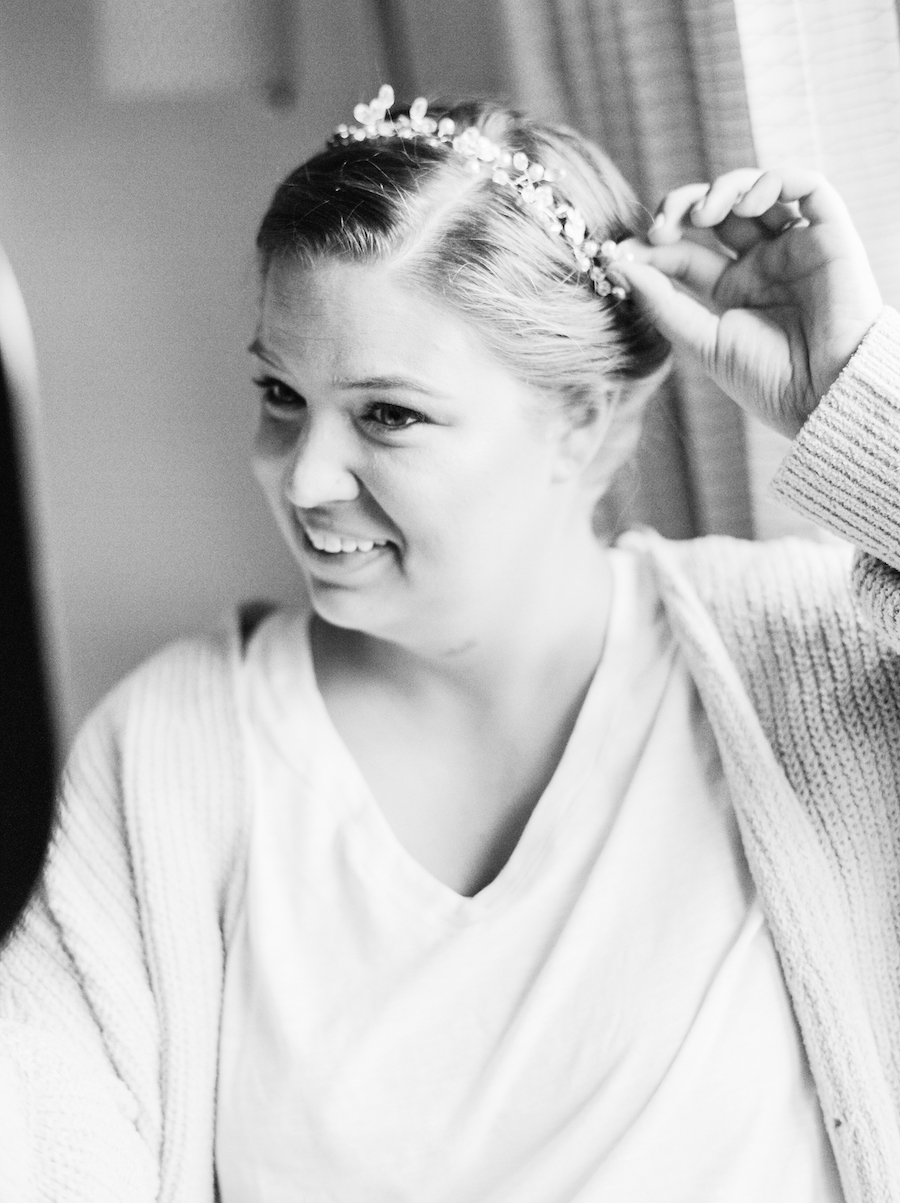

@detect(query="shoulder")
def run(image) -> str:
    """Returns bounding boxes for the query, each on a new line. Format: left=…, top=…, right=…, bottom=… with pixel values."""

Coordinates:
left=620, top=528, right=855, bottom=641
left=104, top=611, right=243, bottom=717
left=82, top=603, right=276, bottom=750
left=623, top=529, right=900, bottom=770
left=70, top=597, right=298, bottom=808
left=650, top=531, right=853, bottom=629
left=626, top=527, right=893, bottom=674
left=57, top=608, right=265, bottom=926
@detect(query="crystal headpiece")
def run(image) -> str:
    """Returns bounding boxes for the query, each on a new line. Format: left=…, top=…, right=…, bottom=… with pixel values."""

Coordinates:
left=331, top=86, right=628, bottom=301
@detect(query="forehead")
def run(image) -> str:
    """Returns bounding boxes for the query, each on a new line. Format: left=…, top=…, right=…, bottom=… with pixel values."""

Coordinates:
left=256, top=258, right=484, bottom=380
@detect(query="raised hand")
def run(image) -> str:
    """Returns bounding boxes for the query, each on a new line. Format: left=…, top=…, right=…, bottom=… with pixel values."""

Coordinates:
left=615, top=168, right=884, bottom=437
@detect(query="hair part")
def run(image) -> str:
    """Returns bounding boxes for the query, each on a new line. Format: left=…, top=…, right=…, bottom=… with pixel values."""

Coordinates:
left=256, top=98, right=671, bottom=496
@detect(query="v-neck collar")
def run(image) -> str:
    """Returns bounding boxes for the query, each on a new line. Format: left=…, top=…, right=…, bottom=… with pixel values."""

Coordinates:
left=243, top=549, right=670, bottom=923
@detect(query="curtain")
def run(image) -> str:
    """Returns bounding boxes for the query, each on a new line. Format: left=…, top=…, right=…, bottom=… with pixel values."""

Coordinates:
left=498, top=0, right=900, bottom=540
left=732, top=0, right=900, bottom=537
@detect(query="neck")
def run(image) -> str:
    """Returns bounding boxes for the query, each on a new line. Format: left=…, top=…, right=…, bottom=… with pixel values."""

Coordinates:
left=314, top=518, right=613, bottom=724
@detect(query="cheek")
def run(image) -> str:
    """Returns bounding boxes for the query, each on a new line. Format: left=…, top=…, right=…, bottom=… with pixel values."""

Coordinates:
left=450, top=429, right=557, bottom=516
left=388, top=444, right=551, bottom=566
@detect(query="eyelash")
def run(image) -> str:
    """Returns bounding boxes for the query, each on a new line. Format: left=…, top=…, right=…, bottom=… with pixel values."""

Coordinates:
left=364, top=402, right=425, bottom=430
left=253, top=376, right=301, bottom=416
left=252, top=376, right=426, bottom=431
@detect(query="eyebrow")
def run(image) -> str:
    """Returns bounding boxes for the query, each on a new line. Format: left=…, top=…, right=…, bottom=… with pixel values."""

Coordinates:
left=248, top=342, right=443, bottom=399
left=334, top=375, right=440, bottom=397
left=248, top=337, right=279, bottom=363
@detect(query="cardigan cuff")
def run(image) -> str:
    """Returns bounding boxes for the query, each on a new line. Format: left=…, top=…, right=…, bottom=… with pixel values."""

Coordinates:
left=771, top=306, right=900, bottom=572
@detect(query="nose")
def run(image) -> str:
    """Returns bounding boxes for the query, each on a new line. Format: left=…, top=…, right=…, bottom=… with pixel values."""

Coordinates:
left=284, top=415, right=360, bottom=509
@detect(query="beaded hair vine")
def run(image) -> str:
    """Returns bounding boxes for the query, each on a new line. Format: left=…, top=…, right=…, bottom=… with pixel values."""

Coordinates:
left=330, top=85, right=629, bottom=301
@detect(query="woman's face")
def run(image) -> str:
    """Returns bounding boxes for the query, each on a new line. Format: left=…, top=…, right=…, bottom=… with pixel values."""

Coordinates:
left=251, top=258, right=593, bottom=651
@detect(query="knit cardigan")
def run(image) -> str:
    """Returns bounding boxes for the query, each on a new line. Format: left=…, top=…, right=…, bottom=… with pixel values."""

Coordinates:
left=3, top=310, right=900, bottom=1203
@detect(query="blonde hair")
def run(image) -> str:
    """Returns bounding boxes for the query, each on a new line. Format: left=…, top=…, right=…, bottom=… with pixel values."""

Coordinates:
left=257, top=98, right=670, bottom=490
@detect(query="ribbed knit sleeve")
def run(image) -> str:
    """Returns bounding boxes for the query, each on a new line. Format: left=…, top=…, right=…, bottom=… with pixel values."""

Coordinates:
left=0, top=692, right=161, bottom=1201
left=772, top=307, right=900, bottom=563
left=0, top=619, right=250, bottom=1202
left=771, top=307, right=900, bottom=649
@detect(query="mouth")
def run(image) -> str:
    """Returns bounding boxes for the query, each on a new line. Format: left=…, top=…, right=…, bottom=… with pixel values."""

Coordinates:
left=302, top=525, right=390, bottom=555
left=295, top=519, right=395, bottom=574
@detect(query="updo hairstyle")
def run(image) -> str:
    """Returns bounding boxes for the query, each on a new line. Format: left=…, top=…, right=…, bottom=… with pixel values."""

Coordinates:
left=256, top=98, right=671, bottom=493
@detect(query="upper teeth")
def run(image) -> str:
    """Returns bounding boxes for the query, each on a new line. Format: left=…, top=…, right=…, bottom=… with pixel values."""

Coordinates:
left=305, top=528, right=387, bottom=554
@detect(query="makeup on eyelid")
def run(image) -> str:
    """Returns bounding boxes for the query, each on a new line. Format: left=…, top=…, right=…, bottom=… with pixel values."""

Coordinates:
left=252, top=375, right=429, bottom=431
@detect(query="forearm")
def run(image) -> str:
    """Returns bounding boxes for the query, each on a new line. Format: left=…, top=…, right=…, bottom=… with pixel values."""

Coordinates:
left=771, top=306, right=900, bottom=647
left=771, top=306, right=900, bottom=567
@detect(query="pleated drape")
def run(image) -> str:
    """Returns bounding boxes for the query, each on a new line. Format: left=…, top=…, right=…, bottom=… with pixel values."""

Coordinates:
left=733, top=0, right=900, bottom=538
left=498, top=0, right=900, bottom=540
left=499, top=0, right=756, bottom=538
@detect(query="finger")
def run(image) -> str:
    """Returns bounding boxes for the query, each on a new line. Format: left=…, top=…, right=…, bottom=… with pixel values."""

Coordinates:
left=648, top=183, right=710, bottom=244
left=708, top=212, right=768, bottom=255
left=651, top=166, right=855, bottom=254
left=618, top=238, right=730, bottom=303
left=688, top=168, right=766, bottom=228
left=706, top=209, right=798, bottom=257
left=768, top=166, right=854, bottom=229
left=692, top=169, right=798, bottom=254
left=615, top=259, right=719, bottom=361
left=696, top=169, right=803, bottom=254
left=732, top=170, right=801, bottom=232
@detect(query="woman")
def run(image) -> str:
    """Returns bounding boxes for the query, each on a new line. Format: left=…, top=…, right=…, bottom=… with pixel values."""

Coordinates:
left=1, top=90, right=898, bottom=1201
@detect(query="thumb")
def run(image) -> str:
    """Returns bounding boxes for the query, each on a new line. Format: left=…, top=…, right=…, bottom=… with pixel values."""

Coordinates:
left=616, top=259, right=718, bottom=363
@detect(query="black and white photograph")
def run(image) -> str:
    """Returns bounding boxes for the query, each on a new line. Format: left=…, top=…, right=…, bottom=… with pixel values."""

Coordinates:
left=1, top=0, right=899, bottom=1198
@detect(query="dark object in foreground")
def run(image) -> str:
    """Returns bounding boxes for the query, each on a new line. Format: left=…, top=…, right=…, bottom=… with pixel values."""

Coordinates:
left=0, top=336, right=56, bottom=944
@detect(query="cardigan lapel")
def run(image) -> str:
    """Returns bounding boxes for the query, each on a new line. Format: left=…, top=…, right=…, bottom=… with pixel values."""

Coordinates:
left=624, top=528, right=900, bottom=1203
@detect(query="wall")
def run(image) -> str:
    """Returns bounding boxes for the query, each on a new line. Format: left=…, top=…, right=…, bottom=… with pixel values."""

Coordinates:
left=0, top=0, right=507, bottom=740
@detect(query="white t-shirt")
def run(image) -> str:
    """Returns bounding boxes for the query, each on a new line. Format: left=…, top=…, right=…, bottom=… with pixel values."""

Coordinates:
left=0, top=1050, right=33, bottom=1201
left=216, top=548, right=844, bottom=1202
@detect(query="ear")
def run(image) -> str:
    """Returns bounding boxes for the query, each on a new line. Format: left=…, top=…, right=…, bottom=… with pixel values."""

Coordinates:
left=550, top=387, right=623, bottom=483
left=550, top=362, right=671, bottom=486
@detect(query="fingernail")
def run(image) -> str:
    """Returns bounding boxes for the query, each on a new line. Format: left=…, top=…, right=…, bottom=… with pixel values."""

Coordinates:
left=691, top=199, right=705, bottom=217
left=651, top=213, right=665, bottom=229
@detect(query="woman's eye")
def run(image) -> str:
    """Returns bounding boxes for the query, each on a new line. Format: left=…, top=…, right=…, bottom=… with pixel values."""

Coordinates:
left=364, top=402, right=425, bottom=430
left=253, top=376, right=304, bottom=418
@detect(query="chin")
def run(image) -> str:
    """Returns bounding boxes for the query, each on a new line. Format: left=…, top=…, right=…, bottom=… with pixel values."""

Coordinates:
left=305, top=577, right=396, bottom=635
